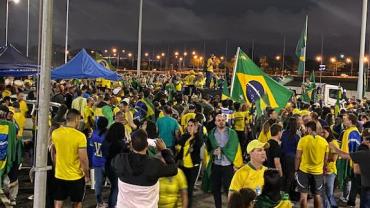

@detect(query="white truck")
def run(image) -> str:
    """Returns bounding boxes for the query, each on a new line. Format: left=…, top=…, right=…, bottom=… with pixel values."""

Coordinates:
left=287, top=83, right=345, bottom=106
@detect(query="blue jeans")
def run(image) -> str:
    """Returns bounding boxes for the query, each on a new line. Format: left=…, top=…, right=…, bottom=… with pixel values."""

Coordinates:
left=107, top=169, right=118, bottom=208
left=94, top=167, right=105, bottom=204
left=361, top=188, right=370, bottom=208
left=324, top=174, right=337, bottom=208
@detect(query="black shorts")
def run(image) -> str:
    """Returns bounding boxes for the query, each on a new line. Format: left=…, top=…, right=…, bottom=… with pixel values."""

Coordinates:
left=296, top=171, right=324, bottom=195
left=54, top=177, right=86, bottom=202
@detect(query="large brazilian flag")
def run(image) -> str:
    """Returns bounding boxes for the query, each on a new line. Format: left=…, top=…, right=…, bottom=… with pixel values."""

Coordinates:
left=230, top=48, right=293, bottom=112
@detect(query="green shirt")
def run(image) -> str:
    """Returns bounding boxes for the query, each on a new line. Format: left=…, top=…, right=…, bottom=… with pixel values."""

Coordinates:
left=156, top=116, right=179, bottom=147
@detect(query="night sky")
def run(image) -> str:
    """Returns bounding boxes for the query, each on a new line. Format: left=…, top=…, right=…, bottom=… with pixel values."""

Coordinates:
left=0, top=0, right=367, bottom=58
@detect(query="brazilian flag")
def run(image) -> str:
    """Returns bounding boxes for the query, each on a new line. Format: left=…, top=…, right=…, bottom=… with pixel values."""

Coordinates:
left=302, top=71, right=316, bottom=102
left=295, top=16, right=308, bottom=75
left=230, top=48, right=293, bottom=112
left=221, top=80, right=230, bottom=101
left=95, top=53, right=116, bottom=71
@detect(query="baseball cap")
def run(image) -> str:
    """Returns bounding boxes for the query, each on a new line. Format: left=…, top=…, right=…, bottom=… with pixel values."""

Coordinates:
left=247, top=140, right=269, bottom=154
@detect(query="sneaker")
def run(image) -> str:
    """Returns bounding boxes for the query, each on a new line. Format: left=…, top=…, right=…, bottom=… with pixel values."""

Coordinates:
left=96, top=202, right=108, bottom=208
left=339, top=196, right=348, bottom=203
left=9, top=200, right=16, bottom=206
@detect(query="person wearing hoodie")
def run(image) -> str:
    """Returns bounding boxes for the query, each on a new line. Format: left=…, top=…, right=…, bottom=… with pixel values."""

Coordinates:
left=111, top=129, right=178, bottom=208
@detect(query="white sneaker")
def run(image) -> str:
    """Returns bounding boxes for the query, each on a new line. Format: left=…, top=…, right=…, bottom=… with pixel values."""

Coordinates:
left=339, top=196, right=348, bottom=203
left=96, top=202, right=108, bottom=208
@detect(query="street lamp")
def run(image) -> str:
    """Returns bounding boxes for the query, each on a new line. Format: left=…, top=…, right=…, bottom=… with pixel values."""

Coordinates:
left=161, top=52, right=165, bottom=57
left=315, top=56, right=322, bottom=63
left=174, top=51, right=179, bottom=56
left=128, top=53, right=134, bottom=68
left=192, top=51, right=196, bottom=55
left=104, top=49, right=108, bottom=53
left=346, top=58, right=354, bottom=76
left=330, top=57, right=337, bottom=75
left=275, top=55, right=281, bottom=61
left=144, top=52, right=149, bottom=57
left=5, top=0, right=20, bottom=47
left=112, top=48, right=117, bottom=53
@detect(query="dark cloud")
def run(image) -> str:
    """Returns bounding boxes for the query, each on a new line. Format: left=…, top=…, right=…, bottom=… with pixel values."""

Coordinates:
left=0, top=0, right=366, bottom=57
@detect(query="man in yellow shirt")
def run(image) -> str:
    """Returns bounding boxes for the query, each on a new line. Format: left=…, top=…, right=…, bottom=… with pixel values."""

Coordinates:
left=295, top=121, right=329, bottom=208
left=229, top=140, right=268, bottom=199
left=205, top=54, right=216, bottom=88
left=17, top=92, right=28, bottom=117
left=51, top=109, right=90, bottom=208
left=232, top=102, right=248, bottom=155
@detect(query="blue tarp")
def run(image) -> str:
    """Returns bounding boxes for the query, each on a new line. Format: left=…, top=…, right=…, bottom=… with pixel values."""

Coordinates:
left=0, top=44, right=39, bottom=77
left=51, top=49, right=121, bottom=81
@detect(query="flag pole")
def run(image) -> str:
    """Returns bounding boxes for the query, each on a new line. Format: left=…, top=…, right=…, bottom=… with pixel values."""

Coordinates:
left=358, top=0, right=368, bottom=98
left=302, top=15, right=308, bottom=83
left=136, top=0, right=143, bottom=76
left=230, top=47, right=240, bottom=96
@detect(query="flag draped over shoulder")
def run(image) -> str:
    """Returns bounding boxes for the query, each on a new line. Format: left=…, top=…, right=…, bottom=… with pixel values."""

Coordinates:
left=230, top=48, right=293, bottom=112
left=221, top=80, right=230, bottom=101
left=295, top=16, right=308, bottom=75
left=202, top=128, right=243, bottom=192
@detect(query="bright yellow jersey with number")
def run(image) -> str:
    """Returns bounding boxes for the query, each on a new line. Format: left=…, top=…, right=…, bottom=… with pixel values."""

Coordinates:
left=159, top=168, right=188, bottom=208
left=229, top=163, right=267, bottom=192
left=52, top=127, right=87, bottom=180
left=233, top=111, right=247, bottom=131
left=297, top=135, right=329, bottom=175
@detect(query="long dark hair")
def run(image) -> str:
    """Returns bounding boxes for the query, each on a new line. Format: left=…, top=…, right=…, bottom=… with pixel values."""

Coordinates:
left=286, top=117, right=298, bottom=139
left=323, top=126, right=335, bottom=143
left=261, top=169, right=282, bottom=202
left=105, top=122, right=126, bottom=143
left=96, top=117, right=108, bottom=136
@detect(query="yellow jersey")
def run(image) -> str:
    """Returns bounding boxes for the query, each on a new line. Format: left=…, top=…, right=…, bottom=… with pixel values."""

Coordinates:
left=13, top=112, right=26, bottom=138
left=233, top=111, right=248, bottom=131
left=52, top=127, right=87, bottom=180
left=326, top=139, right=339, bottom=175
left=229, top=163, right=267, bottom=192
left=297, top=135, right=329, bottom=175
left=159, top=168, right=188, bottom=208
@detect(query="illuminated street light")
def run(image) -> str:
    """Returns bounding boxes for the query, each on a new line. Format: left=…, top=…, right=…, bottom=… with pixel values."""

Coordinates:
left=346, top=58, right=352, bottom=63
left=104, top=49, right=108, bottom=53
left=144, top=52, right=149, bottom=57
left=330, top=57, right=336, bottom=63
left=184, top=52, right=188, bottom=56
left=365, top=57, right=369, bottom=63
left=174, top=51, right=179, bottom=56
left=91, top=50, right=95, bottom=54
left=192, top=51, right=196, bottom=55
left=156, top=55, right=161, bottom=60
left=66, top=50, right=69, bottom=55
left=200, top=56, right=203, bottom=60
left=161, top=52, right=165, bottom=57
left=315, top=56, right=322, bottom=62
left=112, top=48, right=117, bottom=53
left=113, top=53, right=117, bottom=57
left=122, top=50, right=125, bottom=53
left=220, top=56, right=224, bottom=60
left=194, top=55, right=198, bottom=59
left=128, top=53, right=132, bottom=57
left=275, top=56, right=281, bottom=61
left=340, top=54, right=345, bottom=59
left=179, top=57, right=183, bottom=61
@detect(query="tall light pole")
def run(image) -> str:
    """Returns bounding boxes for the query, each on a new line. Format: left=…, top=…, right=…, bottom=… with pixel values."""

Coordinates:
left=26, top=0, right=30, bottom=56
left=358, top=0, right=368, bottom=98
left=64, top=0, right=70, bottom=63
left=33, top=0, right=53, bottom=206
left=136, top=0, right=143, bottom=75
left=5, top=0, right=20, bottom=46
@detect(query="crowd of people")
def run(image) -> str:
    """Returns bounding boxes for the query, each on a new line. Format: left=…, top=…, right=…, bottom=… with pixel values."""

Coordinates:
left=0, top=57, right=369, bottom=208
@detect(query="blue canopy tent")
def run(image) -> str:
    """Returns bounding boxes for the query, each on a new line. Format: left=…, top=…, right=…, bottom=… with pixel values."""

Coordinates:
left=51, top=49, right=121, bottom=81
left=0, top=44, right=39, bottom=77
